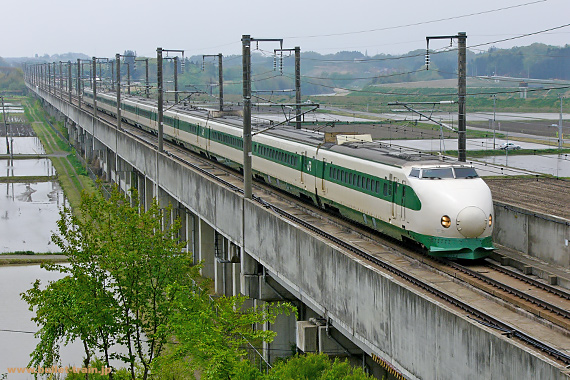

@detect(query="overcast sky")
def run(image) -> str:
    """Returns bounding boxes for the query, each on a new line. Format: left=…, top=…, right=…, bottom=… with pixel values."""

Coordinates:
left=2, top=0, right=569, bottom=58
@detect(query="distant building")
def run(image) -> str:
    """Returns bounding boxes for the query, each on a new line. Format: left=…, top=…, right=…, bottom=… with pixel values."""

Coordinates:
left=519, top=81, right=528, bottom=99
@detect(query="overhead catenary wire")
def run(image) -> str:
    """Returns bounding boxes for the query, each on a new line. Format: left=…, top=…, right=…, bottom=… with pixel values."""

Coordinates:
left=283, top=1, right=548, bottom=40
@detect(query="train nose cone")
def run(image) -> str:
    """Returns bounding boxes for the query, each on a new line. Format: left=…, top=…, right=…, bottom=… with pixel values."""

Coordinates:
left=456, top=206, right=487, bottom=238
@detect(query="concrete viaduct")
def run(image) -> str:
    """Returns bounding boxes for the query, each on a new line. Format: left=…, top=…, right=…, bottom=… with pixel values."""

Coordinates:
left=24, top=74, right=569, bottom=379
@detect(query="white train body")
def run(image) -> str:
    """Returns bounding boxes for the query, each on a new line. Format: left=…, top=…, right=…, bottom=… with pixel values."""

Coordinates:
left=83, top=90, right=494, bottom=259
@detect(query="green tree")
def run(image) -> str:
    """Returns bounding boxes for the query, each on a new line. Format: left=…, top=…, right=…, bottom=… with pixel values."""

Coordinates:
left=23, top=186, right=195, bottom=380
left=265, top=353, right=373, bottom=380
left=153, top=286, right=295, bottom=380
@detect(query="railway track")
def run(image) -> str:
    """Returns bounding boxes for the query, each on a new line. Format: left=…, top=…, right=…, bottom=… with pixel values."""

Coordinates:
left=445, top=260, right=570, bottom=330
left=46, top=90, right=570, bottom=366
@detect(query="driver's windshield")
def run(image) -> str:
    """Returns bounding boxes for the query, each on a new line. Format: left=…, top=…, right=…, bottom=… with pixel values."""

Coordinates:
left=421, top=168, right=454, bottom=179
left=410, top=167, right=479, bottom=179
left=453, top=167, right=479, bottom=178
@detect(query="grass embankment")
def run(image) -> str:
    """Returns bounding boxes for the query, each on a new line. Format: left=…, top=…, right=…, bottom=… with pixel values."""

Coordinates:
left=0, top=257, right=69, bottom=265
left=24, top=98, right=96, bottom=208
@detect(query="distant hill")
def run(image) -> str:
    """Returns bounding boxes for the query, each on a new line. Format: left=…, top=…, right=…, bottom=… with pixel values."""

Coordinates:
left=5, top=44, right=569, bottom=96
left=0, top=63, right=25, bottom=92
left=5, top=52, right=90, bottom=65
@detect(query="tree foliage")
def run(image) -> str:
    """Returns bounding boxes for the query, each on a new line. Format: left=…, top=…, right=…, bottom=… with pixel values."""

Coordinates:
left=153, top=286, right=295, bottom=380
left=22, top=186, right=195, bottom=380
left=265, top=353, right=373, bottom=380
left=0, top=66, right=25, bottom=92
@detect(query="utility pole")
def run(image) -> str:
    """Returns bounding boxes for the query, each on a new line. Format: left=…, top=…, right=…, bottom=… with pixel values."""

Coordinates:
left=295, top=46, right=301, bottom=129
left=68, top=61, right=72, bottom=103
left=157, top=47, right=164, bottom=152
left=242, top=35, right=283, bottom=199
left=116, top=53, right=122, bottom=131
left=174, top=57, right=178, bottom=104
left=77, top=59, right=82, bottom=109
left=92, top=57, right=97, bottom=120
left=1, top=96, right=10, bottom=157
left=202, top=54, right=225, bottom=111
left=145, top=59, right=149, bottom=98
left=242, top=35, right=252, bottom=199
left=127, top=62, right=131, bottom=95
left=457, top=32, right=467, bottom=162
left=59, top=61, right=64, bottom=99
left=135, top=58, right=150, bottom=98
left=426, top=32, right=467, bottom=162
left=559, top=94, right=564, bottom=149
left=274, top=46, right=302, bottom=129
left=218, top=54, right=223, bottom=111
left=53, top=62, right=57, bottom=94
left=111, top=60, right=115, bottom=91
left=156, top=48, right=184, bottom=153
left=492, top=94, right=496, bottom=150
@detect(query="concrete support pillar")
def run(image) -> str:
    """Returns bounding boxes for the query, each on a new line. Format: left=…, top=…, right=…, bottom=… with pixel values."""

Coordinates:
left=214, top=236, right=234, bottom=296
left=144, top=177, right=154, bottom=211
left=92, top=138, right=106, bottom=178
left=240, top=251, right=259, bottom=298
left=117, top=158, right=133, bottom=195
left=198, top=219, right=215, bottom=279
left=185, top=210, right=197, bottom=263
left=107, top=149, right=116, bottom=184
left=84, top=134, right=93, bottom=163
left=157, top=187, right=175, bottom=229
left=232, top=261, right=241, bottom=297
left=261, top=300, right=297, bottom=364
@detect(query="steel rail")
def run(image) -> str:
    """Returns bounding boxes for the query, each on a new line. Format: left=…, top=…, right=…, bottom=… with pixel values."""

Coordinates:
left=447, top=260, right=570, bottom=319
left=485, top=261, right=570, bottom=300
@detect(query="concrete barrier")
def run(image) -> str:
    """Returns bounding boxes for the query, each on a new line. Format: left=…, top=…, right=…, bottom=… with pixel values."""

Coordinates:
left=493, top=201, right=570, bottom=268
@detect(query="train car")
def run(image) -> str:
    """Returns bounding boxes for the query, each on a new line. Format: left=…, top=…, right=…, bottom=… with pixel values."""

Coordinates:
left=83, top=90, right=494, bottom=259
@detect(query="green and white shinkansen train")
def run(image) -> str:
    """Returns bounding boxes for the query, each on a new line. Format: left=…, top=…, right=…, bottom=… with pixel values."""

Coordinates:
left=84, top=90, right=494, bottom=259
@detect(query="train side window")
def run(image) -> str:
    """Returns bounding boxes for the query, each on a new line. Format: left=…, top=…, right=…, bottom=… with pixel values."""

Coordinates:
left=383, top=183, right=388, bottom=197
left=366, top=178, right=371, bottom=191
left=357, top=175, right=362, bottom=188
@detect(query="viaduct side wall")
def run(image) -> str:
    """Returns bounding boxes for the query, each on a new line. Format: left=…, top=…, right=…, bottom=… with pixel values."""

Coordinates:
left=243, top=199, right=565, bottom=380
left=31, top=86, right=568, bottom=380
left=494, top=201, right=570, bottom=268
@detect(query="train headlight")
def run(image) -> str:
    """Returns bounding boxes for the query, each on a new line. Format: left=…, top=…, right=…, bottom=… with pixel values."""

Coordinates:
left=441, top=215, right=451, bottom=228
left=488, top=214, right=493, bottom=227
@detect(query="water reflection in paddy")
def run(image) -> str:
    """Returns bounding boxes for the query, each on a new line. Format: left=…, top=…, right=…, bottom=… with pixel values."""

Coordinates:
left=1, top=159, right=55, bottom=177
left=0, top=181, right=66, bottom=253
left=0, top=137, right=46, bottom=155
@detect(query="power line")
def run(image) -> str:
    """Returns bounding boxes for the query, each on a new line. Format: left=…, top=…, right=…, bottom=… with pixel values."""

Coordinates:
left=283, top=1, right=548, bottom=40
left=469, top=22, right=570, bottom=49
left=295, top=69, right=428, bottom=81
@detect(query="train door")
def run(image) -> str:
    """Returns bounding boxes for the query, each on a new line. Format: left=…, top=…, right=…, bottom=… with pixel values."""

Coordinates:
left=300, top=152, right=306, bottom=185
left=320, top=158, right=327, bottom=194
left=400, top=180, right=406, bottom=222
left=390, top=174, right=396, bottom=218
left=174, top=117, right=180, bottom=139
